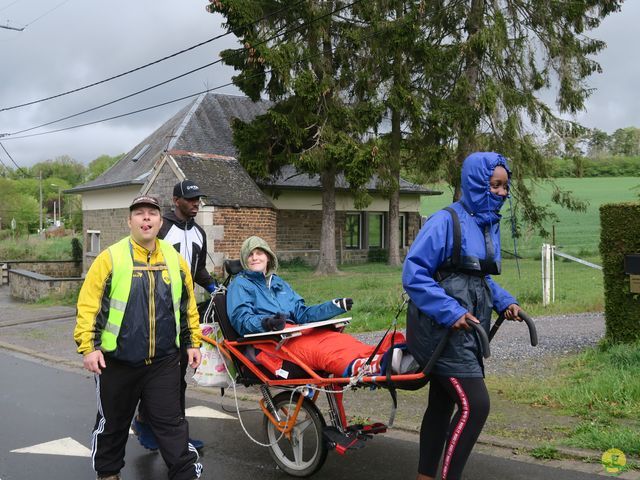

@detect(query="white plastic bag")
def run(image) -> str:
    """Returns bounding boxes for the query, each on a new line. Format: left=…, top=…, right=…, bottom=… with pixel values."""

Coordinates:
left=193, top=324, right=231, bottom=388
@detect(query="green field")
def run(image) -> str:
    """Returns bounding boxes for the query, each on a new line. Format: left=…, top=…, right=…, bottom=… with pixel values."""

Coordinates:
left=282, top=256, right=604, bottom=333
left=421, top=177, right=640, bottom=258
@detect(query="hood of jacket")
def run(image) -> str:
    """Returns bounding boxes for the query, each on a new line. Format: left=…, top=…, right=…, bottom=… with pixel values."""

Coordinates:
left=240, top=236, right=278, bottom=276
left=460, top=152, right=511, bottom=227
left=162, top=210, right=195, bottom=230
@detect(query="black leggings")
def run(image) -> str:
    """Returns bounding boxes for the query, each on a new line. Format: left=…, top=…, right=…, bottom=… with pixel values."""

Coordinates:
left=418, top=376, right=490, bottom=480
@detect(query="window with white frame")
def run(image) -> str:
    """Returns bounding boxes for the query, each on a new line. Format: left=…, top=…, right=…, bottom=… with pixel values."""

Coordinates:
left=87, top=230, right=101, bottom=255
left=368, top=213, right=384, bottom=248
left=343, top=213, right=361, bottom=249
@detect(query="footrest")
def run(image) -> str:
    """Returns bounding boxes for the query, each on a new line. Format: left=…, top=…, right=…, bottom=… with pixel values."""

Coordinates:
left=323, top=426, right=367, bottom=455
left=347, top=422, right=388, bottom=436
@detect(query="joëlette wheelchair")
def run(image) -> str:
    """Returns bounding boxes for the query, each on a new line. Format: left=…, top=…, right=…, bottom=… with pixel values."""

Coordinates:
left=200, top=260, right=538, bottom=477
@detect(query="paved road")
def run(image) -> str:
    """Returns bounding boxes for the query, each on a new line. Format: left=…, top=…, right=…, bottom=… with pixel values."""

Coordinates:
left=0, top=350, right=622, bottom=480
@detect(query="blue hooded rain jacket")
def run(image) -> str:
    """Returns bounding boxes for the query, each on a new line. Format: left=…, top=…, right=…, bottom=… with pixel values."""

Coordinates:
left=402, top=152, right=517, bottom=377
left=226, top=236, right=344, bottom=335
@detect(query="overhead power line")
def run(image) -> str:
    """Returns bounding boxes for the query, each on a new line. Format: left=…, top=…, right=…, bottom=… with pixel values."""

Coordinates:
left=0, top=0, right=22, bottom=14
left=0, top=0, right=362, bottom=138
left=23, top=0, right=72, bottom=27
left=0, top=0, right=307, bottom=112
left=0, top=141, right=31, bottom=177
left=1, top=9, right=385, bottom=143
left=0, top=0, right=71, bottom=32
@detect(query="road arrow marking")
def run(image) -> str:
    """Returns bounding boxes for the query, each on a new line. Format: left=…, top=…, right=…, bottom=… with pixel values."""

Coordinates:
left=11, top=437, right=91, bottom=457
left=185, top=405, right=235, bottom=420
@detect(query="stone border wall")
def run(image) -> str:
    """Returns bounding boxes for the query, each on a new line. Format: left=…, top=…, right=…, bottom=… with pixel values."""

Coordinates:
left=8, top=269, right=83, bottom=303
left=2, top=260, right=82, bottom=278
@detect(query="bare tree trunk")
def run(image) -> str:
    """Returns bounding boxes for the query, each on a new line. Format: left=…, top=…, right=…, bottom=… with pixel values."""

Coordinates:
left=387, top=107, right=402, bottom=266
left=315, top=167, right=339, bottom=274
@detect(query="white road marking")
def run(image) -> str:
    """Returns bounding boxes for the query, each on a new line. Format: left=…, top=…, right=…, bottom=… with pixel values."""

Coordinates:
left=11, top=437, right=91, bottom=457
left=185, top=405, right=236, bottom=420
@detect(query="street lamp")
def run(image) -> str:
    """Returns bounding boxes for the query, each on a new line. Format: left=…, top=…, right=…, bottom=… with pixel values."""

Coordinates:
left=50, top=184, right=62, bottom=227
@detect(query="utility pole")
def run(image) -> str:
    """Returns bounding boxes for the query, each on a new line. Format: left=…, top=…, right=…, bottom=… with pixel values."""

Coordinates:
left=39, top=172, right=43, bottom=234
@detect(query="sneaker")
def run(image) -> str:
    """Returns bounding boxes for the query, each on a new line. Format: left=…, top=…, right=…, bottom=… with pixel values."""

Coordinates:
left=131, top=418, right=159, bottom=451
left=391, top=348, right=419, bottom=374
left=400, top=352, right=419, bottom=373
left=189, top=438, right=204, bottom=450
left=97, top=474, right=121, bottom=480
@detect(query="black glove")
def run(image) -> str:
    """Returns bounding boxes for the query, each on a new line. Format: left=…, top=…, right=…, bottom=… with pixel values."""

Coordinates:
left=333, top=298, right=353, bottom=311
left=261, top=312, right=287, bottom=331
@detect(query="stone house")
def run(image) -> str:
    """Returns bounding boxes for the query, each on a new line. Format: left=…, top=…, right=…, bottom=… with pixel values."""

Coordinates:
left=68, top=93, right=439, bottom=275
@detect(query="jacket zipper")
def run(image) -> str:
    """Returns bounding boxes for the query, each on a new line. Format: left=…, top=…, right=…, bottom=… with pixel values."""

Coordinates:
left=147, top=251, right=156, bottom=362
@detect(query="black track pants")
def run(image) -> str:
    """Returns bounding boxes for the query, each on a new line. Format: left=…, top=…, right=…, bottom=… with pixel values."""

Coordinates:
left=91, top=353, right=202, bottom=480
left=418, top=376, right=490, bottom=480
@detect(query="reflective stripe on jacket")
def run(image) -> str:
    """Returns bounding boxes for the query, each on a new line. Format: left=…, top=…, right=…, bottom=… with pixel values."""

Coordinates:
left=102, top=237, right=182, bottom=351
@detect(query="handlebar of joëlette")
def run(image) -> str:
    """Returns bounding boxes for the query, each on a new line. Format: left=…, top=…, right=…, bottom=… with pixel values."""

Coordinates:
left=421, top=310, right=537, bottom=377
left=488, top=310, right=538, bottom=347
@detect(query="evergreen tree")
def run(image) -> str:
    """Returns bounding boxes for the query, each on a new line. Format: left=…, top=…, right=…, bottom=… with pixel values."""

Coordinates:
left=411, top=0, right=622, bottom=232
left=350, top=1, right=450, bottom=265
left=208, top=0, right=379, bottom=273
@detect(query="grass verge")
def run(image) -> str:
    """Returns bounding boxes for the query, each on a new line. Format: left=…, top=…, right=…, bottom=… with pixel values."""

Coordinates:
left=488, top=341, right=640, bottom=455
left=0, top=234, right=78, bottom=261
left=281, top=258, right=603, bottom=332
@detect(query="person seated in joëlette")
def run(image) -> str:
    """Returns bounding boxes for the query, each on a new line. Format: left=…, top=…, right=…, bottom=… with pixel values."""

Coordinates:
left=226, top=236, right=416, bottom=378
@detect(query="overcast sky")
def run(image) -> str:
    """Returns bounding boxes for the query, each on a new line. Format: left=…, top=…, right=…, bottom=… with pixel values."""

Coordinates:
left=0, top=0, right=637, bottom=168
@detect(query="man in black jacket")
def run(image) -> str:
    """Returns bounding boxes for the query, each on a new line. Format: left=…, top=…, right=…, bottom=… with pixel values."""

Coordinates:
left=160, top=180, right=217, bottom=293
left=132, top=180, right=216, bottom=451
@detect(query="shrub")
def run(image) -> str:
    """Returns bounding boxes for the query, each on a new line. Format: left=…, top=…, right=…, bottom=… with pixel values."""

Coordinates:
left=367, top=248, right=388, bottom=263
left=71, top=237, right=82, bottom=264
left=600, top=202, right=640, bottom=343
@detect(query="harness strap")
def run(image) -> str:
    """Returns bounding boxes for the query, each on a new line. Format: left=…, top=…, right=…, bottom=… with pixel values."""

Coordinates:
left=443, top=206, right=461, bottom=269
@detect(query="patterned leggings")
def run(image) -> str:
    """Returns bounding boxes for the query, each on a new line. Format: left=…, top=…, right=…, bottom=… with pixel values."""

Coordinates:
left=418, top=376, right=490, bottom=480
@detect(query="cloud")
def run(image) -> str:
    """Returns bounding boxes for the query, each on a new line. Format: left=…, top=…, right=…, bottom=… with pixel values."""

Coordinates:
left=0, top=0, right=634, bottom=167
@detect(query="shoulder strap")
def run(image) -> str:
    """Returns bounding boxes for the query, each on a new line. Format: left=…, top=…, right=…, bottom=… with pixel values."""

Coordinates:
left=443, top=207, right=461, bottom=268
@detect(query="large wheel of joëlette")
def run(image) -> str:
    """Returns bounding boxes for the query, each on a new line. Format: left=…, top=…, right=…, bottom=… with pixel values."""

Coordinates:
left=263, top=391, right=328, bottom=477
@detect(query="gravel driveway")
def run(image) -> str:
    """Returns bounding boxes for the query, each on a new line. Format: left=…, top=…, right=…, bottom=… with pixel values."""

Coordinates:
left=352, top=312, right=606, bottom=376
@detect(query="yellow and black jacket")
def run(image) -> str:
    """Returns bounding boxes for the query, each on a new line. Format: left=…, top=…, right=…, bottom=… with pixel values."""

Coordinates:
left=74, top=236, right=201, bottom=365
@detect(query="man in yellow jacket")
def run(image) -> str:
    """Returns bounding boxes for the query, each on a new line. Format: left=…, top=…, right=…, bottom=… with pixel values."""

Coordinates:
left=74, top=195, right=203, bottom=480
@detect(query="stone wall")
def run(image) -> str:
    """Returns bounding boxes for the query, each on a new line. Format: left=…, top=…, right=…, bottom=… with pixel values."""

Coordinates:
left=83, top=208, right=129, bottom=271
left=211, top=207, right=277, bottom=266
left=4, top=260, right=81, bottom=278
left=9, top=269, right=83, bottom=303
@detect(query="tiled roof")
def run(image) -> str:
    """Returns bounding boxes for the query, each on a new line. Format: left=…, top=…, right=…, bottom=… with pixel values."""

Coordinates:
left=68, top=93, right=270, bottom=193
left=67, top=92, right=439, bottom=199
left=170, top=152, right=274, bottom=208
left=258, top=165, right=440, bottom=195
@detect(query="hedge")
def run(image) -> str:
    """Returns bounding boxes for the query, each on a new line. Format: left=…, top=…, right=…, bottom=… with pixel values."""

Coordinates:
left=599, top=202, right=640, bottom=343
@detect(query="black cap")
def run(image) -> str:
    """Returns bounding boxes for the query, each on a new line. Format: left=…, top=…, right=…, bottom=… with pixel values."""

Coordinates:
left=173, top=180, right=205, bottom=199
left=129, top=195, right=161, bottom=211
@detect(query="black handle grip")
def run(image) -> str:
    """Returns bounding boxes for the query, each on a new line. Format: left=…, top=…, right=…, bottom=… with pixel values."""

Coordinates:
left=469, top=321, right=491, bottom=359
left=518, top=310, right=538, bottom=346
left=421, top=320, right=491, bottom=376
left=488, top=315, right=504, bottom=342
left=489, top=311, right=538, bottom=347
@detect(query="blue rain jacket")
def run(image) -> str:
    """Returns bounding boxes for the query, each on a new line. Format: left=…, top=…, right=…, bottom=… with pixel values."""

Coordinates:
left=402, top=152, right=517, bottom=377
left=227, top=270, right=344, bottom=335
